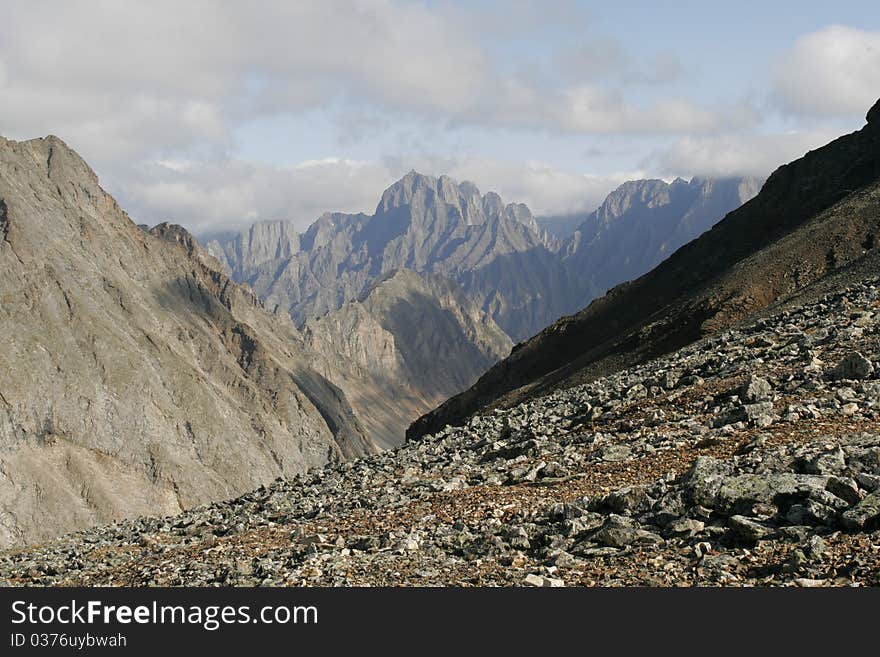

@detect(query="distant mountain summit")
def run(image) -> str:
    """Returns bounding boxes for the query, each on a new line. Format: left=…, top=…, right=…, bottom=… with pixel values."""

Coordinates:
left=212, top=171, right=761, bottom=343
left=563, top=176, right=763, bottom=300
left=209, top=171, right=570, bottom=341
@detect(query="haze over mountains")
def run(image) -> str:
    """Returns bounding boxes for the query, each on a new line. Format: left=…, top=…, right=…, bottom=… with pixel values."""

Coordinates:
left=208, top=172, right=566, bottom=342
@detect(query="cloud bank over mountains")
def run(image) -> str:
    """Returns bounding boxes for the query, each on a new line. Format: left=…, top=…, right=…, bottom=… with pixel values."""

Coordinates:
left=0, top=1, right=874, bottom=233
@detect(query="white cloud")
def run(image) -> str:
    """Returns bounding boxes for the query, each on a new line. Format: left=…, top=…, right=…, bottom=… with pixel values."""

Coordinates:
left=774, top=25, right=880, bottom=117
left=2, top=3, right=863, bottom=237
left=644, top=130, right=840, bottom=179
left=113, top=154, right=632, bottom=236
left=0, top=0, right=490, bottom=163
left=116, top=157, right=398, bottom=235
left=431, top=159, right=637, bottom=217
left=557, top=38, right=683, bottom=85
left=0, top=0, right=733, bottom=168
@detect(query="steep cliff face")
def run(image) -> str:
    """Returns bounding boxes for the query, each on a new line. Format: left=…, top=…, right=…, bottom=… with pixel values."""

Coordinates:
left=563, top=176, right=763, bottom=299
left=0, top=135, right=377, bottom=548
left=409, top=99, right=880, bottom=440
left=302, top=269, right=511, bottom=447
left=209, top=172, right=571, bottom=341
left=207, top=220, right=302, bottom=281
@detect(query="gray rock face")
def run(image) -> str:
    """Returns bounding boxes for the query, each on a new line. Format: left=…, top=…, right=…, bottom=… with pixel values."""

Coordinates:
left=0, top=135, right=378, bottom=548
left=841, top=492, right=880, bottom=530
left=739, top=376, right=773, bottom=403
left=833, top=351, right=874, bottom=380
left=302, top=269, right=512, bottom=448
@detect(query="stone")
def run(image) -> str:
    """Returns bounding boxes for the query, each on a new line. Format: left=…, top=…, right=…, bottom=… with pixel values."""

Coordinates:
left=393, top=537, right=421, bottom=553
left=801, top=447, right=846, bottom=475
left=299, top=533, right=328, bottom=546
left=693, top=542, right=713, bottom=559
left=833, top=352, right=874, bottom=380
left=855, top=473, right=880, bottom=492
left=548, top=503, right=584, bottom=521
left=841, top=403, right=859, bottom=416
left=599, top=486, right=655, bottom=515
left=825, top=476, right=862, bottom=505
left=840, top=491, right=880, bottom=531
left=523, top=573, right=564, bottom=587
left=591, top=523, right=664, bottom=549
left=560, top=513, right=605, bottom=537
left=599, top=444, right=632, bottom=462
left=794, top=578, right=827, bottom=588
left=711, top=474, right=830, bottom=515
left=804, top=535, right=827, bottom=559
left=739, top=376, right=773, bottom=403
left=784, top=501, right=837, bottom=526
left=727, top=515, right=777, bottom=543
left=667, top=518, right=705, bottom=536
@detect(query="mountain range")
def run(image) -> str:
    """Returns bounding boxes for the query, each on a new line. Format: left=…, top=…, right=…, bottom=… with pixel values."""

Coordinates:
left=204, top=171, right=759, bottom=452
left=209, top=172, right=761, bottom=344
left=208, top=172, right=567, bottom=342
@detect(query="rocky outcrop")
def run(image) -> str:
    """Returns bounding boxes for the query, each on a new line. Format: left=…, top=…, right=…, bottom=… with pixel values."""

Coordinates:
left=302, top=269, right=512, bottom=448
left=0, top=135, right=378, bottom=548
left=207, top=221, right=302, bottom=281
left=409, top=98, right=880, bottom=440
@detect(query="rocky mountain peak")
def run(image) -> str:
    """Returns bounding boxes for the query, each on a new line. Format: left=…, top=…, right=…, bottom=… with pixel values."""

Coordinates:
left=378, top=170, right=436, bottom=211
left=0, top=134, right=378, bottom=547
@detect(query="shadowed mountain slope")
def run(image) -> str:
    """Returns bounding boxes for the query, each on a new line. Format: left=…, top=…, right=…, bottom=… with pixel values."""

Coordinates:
left=302, top=269, right=511, bottom=448
left=563, top=176, right=763, bottom=301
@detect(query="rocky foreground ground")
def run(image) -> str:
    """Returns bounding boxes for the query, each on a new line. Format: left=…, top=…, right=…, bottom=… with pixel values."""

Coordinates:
left=3, top=278, right=880, bottom=587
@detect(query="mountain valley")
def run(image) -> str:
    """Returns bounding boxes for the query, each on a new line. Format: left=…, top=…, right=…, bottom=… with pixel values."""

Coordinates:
left=2, top=98, right=880, bottom=588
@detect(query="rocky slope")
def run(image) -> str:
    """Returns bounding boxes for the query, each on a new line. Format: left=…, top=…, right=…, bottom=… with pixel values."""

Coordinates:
left=0, top=135, right=378, bottom=549
left=563, top=176, right=763, bottom=301
left=410, top=99, right=880, bottom=441
left=4, top=270, right=880, bottom=586
left=301, top=269, right=511, bottom=448
left=208, top=172, right=574, bottom=342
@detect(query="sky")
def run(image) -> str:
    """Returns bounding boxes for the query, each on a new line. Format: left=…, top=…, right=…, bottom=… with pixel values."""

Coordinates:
left=1, top=0, right=879, bottom=235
